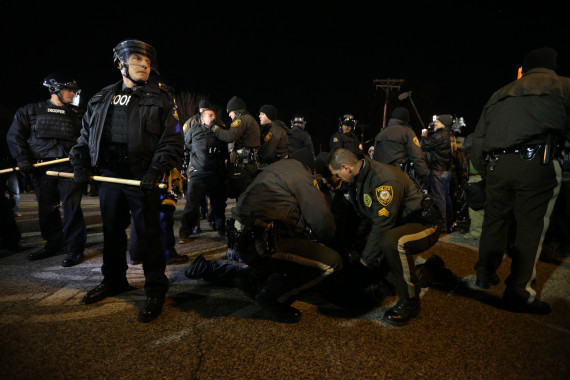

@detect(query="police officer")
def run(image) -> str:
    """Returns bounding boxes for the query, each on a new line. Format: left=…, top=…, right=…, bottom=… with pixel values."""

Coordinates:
left=69, top=39, right=184, bottom=323
left=289, top=114, right=314, bottom=155
left=328, top=148, right=442, bottom=326
left=421, top=114, right=453, bottom=233
left=179, top=109, right=228, bottom=239
left=330, top=114, right=363, bottom=156
left=210, top=96, right=260, bottom=199
left=7, top=73, right=87, bottom=267
left=470, top=47, right=570, bottom=314
left=373, top=107, right=429, bottom=187
left=258, top=104, right=291, bottom=165
left=227, top=147, right=343, bottom=322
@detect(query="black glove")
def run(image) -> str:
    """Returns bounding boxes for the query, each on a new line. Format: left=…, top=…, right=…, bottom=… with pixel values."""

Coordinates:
left=17, top=160, right=33, bottom=174
left=73, top=167, right=90, bottom=184
left=140, top=169, right=162, bottom=191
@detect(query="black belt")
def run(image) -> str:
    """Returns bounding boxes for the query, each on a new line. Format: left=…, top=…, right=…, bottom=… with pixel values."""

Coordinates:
left=490, top=145, right=542, bottom=160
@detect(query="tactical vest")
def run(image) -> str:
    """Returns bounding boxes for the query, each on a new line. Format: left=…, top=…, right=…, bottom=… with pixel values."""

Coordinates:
left=103, top=91, right=130, bottom=144
left=33, top=104, right=79, bottom=142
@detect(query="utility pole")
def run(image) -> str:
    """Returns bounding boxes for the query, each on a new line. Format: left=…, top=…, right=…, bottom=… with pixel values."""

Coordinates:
left=373, top=78, right=404, bottom=130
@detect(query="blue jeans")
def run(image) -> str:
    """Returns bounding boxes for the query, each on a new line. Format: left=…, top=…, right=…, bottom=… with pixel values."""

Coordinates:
left=429, top=170, right=453, bottom=230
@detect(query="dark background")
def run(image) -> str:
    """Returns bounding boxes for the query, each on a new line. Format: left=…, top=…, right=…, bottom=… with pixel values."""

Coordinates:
left=2, top=2, right=569, bottom=152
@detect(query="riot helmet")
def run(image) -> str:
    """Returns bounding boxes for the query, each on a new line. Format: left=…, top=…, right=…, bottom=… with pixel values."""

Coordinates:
left=291, top=114, right=306, bottom=129
left=338, top=114, right=357, bottom=131
left=42, top=73, right=81, bottom=105
left=113, top=39, right=159, bottom=83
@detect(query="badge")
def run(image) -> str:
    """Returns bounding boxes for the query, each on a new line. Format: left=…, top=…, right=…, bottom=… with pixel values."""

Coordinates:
left=231, top=119, right=242, bottom=128
left=363, top=193, right=372, bottom=207
left=333, top=137, right=339, bottom=143
left=264, top=132, right=273, bottom=142
left=413, top=136, right=420, bottom=147
left=375, top=186, right=393, bottom=206
left=378, top=208, right=389, bottom=217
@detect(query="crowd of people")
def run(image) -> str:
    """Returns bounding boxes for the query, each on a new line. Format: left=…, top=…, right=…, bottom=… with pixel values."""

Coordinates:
left=1, top=40, right=569, bottom=324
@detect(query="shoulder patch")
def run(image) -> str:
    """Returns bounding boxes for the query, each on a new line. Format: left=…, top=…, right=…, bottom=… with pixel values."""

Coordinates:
left=363, top=193, right=372, bottom=207
left=264, top=132, right=273, bottom=142
left=332, top=137, right=339, bottom=143
left=375, top=186, right=393, bottom=206
left=231, top=119, right=242, bottom=128
left=413, top=136, right=420, bottom=147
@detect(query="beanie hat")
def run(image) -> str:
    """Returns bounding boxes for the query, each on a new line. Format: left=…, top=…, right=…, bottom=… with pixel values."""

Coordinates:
left=198, top=99, right=211, bottom=109
left=226, top=96, right=246, bottom=112
left=437, top=114, right=454, bottom=128
left=259, top=104, right=278, bottom=121
left=291, top=147, right=315, bottom=172
left=391, top=107, right=410, bottom=123
left=522, top=47, right=557, bottom=72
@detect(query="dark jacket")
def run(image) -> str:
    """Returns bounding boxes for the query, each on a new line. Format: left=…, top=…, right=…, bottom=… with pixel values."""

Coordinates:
left=213, top=112, right=260, bottom=149
left=348, top=157, right=423, bottom=265
left=69, top=81, right=183, bottom=176
left=373, top=118, right=430, bottom=180
left=289, top=125, right=314, bottom=154
left=330, top=130, right=361, bottom=156
left=420, top=128, right=452, bottom=172
left=471, top=67, right=570, bottom=173
left=259, top=120, right=291, bottom=164
left=186, top=122, right=228, bottom=176
left=232, top=158, right=336, bottom=243
left=8, top=100, right=83, bottom=164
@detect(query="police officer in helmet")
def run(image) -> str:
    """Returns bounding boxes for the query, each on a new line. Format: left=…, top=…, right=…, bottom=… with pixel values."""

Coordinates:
left=7, top=72, right=87, bottom=267
left=330, top=114, right=363, bottom=156
left=70, top=39, right=184, bottom=323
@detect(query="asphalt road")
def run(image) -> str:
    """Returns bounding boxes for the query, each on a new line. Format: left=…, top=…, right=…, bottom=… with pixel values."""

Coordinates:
left=1, top=192, right=569, bottom=379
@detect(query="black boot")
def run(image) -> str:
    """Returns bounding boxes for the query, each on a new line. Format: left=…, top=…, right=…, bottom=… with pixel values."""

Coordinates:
left=61, top=251, right=84, bottom=267
left=138, top=296, right=165, bottom=323
left=382, top=297, right=421, bottom=326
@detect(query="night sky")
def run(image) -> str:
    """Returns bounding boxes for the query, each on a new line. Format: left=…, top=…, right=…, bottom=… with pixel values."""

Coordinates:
left=2, top=2, right=569, bottom=151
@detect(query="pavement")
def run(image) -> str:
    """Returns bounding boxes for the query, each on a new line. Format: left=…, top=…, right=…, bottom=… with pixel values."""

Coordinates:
left=1, top=191, right=569, bottom=379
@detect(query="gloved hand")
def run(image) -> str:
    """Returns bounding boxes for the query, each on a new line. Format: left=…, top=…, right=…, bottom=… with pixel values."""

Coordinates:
left=73, top=167, right=90, bottom=184
left=140, top=169, right=162, bottom=191
left=17, top=160, right=33, bottom=174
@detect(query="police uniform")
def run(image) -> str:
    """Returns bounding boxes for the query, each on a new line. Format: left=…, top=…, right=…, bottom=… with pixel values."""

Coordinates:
left=230, top=152, right=343, bottom=321
left=373, top=109, right=429, bottom=184
left=179, top=118, right=228, bottom=237
left=259, top=120, right=291, bottom=165
left=348, top=156, right=440, bottom=325
left=70, top=80, right=183, bottom=307
left=289, top=124, right=314, bottom=154
left=329, top=130, right=361, bottom=156
left=7, top=98, right=86, bottom=265
left=471, top=47, right=570, bottom=313
left=212, top=96, right=261, bottom=199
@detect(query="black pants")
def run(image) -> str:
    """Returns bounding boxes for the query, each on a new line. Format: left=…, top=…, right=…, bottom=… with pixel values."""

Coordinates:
left=371, top=223, right=439, bottom=300
left=476, top=154, right=561, bottom=302
left=98, top=169, right=168, bottom=298
left=181, top=171, right=226, bottom=234
left=33, top=164, right=86, bottom=254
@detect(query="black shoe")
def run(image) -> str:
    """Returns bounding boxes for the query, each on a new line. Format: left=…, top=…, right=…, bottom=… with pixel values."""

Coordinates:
left=27, top=247, right=63, bottom=261
left=382, top=297, right=421, bottom=326
left=138, top=296, right=165, bottom=323
left=475, top=273, right=500, bottom=289
left=81, top=281, right=132, bottom=305
left=61, top=251, right=84, bottom=267
left=184, top=254, right=211, bottom=279
left=255, top=291, right=301, bottom=323
left=166, top=251, right=189, bottom=265
left=500, top=291, right=551, bottom=315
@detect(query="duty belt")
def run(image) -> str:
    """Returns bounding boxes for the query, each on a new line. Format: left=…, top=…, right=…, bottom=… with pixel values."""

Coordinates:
left=490, top=145, right=542, bottom=160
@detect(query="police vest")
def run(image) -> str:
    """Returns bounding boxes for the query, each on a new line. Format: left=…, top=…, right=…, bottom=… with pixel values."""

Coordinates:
left=33, top=104, right=80, bottom=142
left=103, top=91, right=131, bottom=144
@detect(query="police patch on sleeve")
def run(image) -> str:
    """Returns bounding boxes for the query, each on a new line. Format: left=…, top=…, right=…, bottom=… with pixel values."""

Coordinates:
left=264, top=132, right=273, bottom=142
left=363, top=193, right=372, bottom=207
left=413, top=136, right=420, bottom=147
left=375, top=186, right=393, bottom=206
left=231, top=119, right=242, bottom=128
left=333, top=137, right=339, bottom=143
